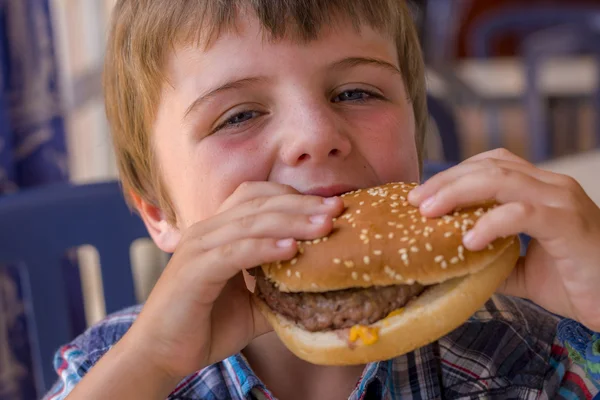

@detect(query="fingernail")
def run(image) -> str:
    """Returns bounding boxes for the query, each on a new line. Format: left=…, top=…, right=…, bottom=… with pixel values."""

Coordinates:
left=408, top=186, right=422, bottom=199
left=276, top=238, right=295, bottom=248
left=463, top=230, right=476, bottom=247
left=310, top=214, right=328, bottom=224
left=323, top=197, right=338, bottom=205
left=421, top=196, right=436, bottom=210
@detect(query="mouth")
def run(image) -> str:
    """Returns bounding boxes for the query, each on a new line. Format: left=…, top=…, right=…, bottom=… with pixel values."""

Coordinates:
left=302, top=184, right=362, bottom=198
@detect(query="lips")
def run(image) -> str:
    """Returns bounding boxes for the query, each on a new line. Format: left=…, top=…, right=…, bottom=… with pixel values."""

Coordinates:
left=303, top=185, right=361, bottom=197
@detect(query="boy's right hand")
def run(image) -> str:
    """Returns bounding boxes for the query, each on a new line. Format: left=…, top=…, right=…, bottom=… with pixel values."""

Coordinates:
left=126, top=182, right=344, bottom=381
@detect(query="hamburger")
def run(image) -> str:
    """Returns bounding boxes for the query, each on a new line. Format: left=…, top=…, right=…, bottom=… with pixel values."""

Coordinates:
left=253, top=182, right=520, bottom=365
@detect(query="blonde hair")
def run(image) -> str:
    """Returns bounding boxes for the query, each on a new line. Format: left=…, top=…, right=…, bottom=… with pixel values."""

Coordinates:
left=104, top=0, right=427, bottom=223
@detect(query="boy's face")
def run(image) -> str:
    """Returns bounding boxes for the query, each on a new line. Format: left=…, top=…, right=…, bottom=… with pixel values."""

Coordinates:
left=152, top=14, right=419, bottom=234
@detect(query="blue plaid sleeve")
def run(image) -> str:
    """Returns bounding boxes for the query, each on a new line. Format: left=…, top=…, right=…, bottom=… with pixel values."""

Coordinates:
left=41, top=344, right=93, bottom=400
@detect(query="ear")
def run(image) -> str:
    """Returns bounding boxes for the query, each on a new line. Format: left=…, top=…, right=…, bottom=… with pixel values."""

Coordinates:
left=130, top=191, right=181, bottom=253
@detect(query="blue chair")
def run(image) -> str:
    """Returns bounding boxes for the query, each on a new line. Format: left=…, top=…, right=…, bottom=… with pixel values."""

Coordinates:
left=426, top=93, right=462, bottom=163
left=0, top=181, right=149, bottom=396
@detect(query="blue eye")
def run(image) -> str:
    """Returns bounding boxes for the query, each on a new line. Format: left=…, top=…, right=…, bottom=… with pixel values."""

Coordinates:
left=215, top=110, right=261, bottom=132
left=225, top=111, right=260, bottom=126
left=333, top=89, right=378, bottom=103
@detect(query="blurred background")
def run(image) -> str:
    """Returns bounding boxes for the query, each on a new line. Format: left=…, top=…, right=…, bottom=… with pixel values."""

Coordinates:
left=0, top=0, right=599, bottom=398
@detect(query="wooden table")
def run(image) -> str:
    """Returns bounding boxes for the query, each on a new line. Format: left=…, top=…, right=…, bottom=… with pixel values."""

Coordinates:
left=537, top=149, right=600, bottom=207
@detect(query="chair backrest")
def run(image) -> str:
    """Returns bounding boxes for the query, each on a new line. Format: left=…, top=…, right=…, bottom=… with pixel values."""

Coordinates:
left=522, top=23, right=600, bottom=162
left=426, top=93, right=462, bottom=163
left=0, top=181, right=149, bottom=396
left=468, top=6, right=600, bottom=58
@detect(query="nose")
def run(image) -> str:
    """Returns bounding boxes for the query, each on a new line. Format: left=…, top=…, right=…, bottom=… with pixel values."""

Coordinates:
left=279, top=104, right=352, bottom=166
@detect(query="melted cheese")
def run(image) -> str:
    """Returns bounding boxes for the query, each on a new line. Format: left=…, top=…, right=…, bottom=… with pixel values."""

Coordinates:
left=349, top=325, right=379, bottom=345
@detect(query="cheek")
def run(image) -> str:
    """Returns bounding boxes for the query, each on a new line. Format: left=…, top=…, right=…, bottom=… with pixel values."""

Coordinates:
left=347, top=106, right=419, bottom=182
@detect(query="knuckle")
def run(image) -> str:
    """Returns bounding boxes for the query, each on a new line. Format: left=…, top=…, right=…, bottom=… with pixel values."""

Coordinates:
left=559, top=175, right=582, bottom=192
left=218, top=242, right=236, bottom=258
left=248, top=196, right=269, bottom=211
left=237, top=213, right=258, bottom=230
left=513, top=201, right=534, bottom=218
left=490, top=147, right=513, bottom=159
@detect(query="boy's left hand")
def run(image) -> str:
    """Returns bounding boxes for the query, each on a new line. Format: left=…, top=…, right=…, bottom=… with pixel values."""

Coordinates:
left=408, top=148, right=600, bottom=332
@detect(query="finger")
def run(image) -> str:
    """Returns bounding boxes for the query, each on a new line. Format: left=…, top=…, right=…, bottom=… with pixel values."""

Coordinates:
left=410, top=158, right=563, bottom=205
left=496, top=256, right=528, bottom=299
left=198, top=237, right=298, bottom=287
left=462, top=148, right=534, bottom=166
left=197, top=193, right=344, bottom=236
left=219, top=181, right=299, bottom=212
left=190, top=212, right=334, bottom=253
left=462, top=201, right=573, bottom=251
left=415, top=167, right=564, bottom=218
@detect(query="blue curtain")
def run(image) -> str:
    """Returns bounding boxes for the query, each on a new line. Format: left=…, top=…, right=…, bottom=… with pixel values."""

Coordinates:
left=0, top=1, right=83, bottom=399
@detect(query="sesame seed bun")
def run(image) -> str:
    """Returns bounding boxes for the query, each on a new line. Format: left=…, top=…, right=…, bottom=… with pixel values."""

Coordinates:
left=255, top=182, right=520, bottom=365
left=260, top=182, right=517, bottom=292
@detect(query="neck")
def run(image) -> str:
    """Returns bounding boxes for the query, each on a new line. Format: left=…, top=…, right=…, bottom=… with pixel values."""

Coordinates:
left=243, top=332, right=366, bottom=400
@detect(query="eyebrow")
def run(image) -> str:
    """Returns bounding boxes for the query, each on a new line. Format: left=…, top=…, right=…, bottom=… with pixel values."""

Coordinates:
left=330, top=57, right=402, bottom=76
left=183, top=57, right=401, bottom=120
left=184, top=77, right=268, bottom=119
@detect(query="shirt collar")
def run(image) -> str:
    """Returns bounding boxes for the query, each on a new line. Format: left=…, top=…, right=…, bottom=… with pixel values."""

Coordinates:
left=223, top=353, right=392, bottom=400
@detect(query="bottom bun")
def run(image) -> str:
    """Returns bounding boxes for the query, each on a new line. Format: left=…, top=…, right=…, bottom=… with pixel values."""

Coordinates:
left=254, top=238, right=520, bottom=366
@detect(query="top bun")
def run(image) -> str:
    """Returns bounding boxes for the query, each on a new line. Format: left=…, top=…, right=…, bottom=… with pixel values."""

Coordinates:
left=261, top=182, right=518, bottom=292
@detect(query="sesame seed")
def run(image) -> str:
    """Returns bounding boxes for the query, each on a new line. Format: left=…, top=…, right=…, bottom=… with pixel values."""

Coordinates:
left=410, top=246, right=419, bottom=253
left=409, top=238, right=417, bottom=245
left=406, top=279, right=415, bottom=284
left=459, top=253, right=465, bottom=261
left=391, top=209, right=399, bottom=213
left=322, top=237, right=328, bottom=242
left=388, top=233, right=395, bottom=239
left=437, top=221, right=443, bottom=226
left=286, top=269, right=291, bottom=277
left=402, top=201, right=409, bottom=207
left=333, top=258, right=341, bottom=264
left=434, top=255, right=444, bottom=263
left=361, top=229, right=368, bottom=234
left=295, top=271, right=302, bottom=278
left=352, top=223, right=357, bottom=228
left=450, top=257, right=459, bottom=264
left=351, top=272, right=358, bottom=280
left=441, top=261, right=448, bottom=269
left=454, top=221, right=460, bottom=229
left=410, top=225, right=416, bottom=230
left=313, top=238, right=321, bottom=244
left=403, top=230, right=409, bottom=235
left=398, top=214, right=407, bottom=218
left=291, top=258, right=298, bottom=265
left=387, top=222, right=396, bottom=226
left=401, top=253, right=409, bottom=261
left=371, top=202, right=378, bottom=207
left=373, top=250, right=382, bottom=256
left=375, top=234, right=383, bottom=240
left=332, top=218, right=337, bottom=222
left=395, top=274, right=403, bottom=280
left=311, top=283, right=318, bottom=288
left=359, top=201, right=365, bottom=206
left=398, top=248, right=407, bottom=254
left=363, top=239, right=370, bottom=244
left=397, top=224, right=404, bottom=229
left=363, top=256, right=371, bottom=265
left=444, top=232, right=453, bottom=238
left=356, top=210, right=361, bottom=214
left=414, top=230, right=422, bottom=235
left=488, top=243, right=494, bottom=250
left=400, top=237, right=409, bottom=242
left=423, top=232, right=429, bottom=237
left=344, top=261, right=354, bottom=268
left=425, top=243, right=433, bottom=251
left=363, top=274, right=371, bottom=282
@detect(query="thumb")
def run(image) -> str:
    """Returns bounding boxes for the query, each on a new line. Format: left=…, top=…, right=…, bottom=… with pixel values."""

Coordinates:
left=496, top=257, right=528, bottom=299
left=251, top=295, right=274, bottom=338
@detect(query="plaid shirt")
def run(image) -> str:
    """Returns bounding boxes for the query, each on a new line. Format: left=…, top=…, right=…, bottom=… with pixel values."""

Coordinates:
left=43, top=294, right=599, bottom=400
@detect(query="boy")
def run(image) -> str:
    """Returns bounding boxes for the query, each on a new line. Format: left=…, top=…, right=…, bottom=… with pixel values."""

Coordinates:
left=44, top=0, right=600, bottom=399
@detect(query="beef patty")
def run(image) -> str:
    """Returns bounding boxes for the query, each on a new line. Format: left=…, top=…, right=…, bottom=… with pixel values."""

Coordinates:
left=254, top=270, right=426, bottom=332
